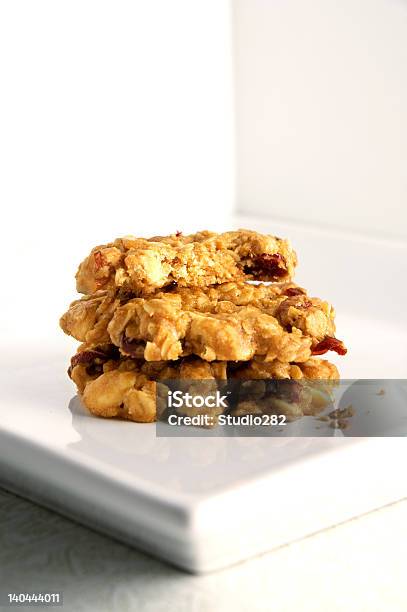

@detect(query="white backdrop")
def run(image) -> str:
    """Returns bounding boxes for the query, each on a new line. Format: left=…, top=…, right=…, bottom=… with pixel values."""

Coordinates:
left=0, top=0, right=234, bottom=243
left=0, top=0, right=234, bottom=343
left=234, top=0, right=407, bottom=240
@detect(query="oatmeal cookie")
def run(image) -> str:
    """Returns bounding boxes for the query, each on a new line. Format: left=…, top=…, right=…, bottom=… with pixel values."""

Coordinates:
left=68, top=345, right=338, bottom=423
left=69, top=350, right=228, bottom=423
left=60, top=282, right=345, bottom=362
left=60, top=290, right=123, bottom=347
left=230, top=358, right=338, bottom=419
left=75, top=229, right=297, bottom=295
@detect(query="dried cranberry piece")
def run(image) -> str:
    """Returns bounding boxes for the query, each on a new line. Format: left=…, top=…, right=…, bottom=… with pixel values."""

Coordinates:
left=68, top=350, right=105, bottom=379
left=283, top=287, right=306, bottom=297
left=70, top=346, right=119, bottom=368
left=105, top=345, right=120, bottom=360
left=246, top=253, right=287, bottom=280
left=85, top=363, right=104, bottom=377
left=94, top=251, right=106, bottom=270
left=163, top=281, right=178, bottom=292
left=273, top=380, right=302, bottom=404
left=312, top=336, right=347, bottom=356
left=70, top=350, right=107, bottom=369
left=295, top=299, right=312, bottom=309
left=121, top=334, right=143, bottom=357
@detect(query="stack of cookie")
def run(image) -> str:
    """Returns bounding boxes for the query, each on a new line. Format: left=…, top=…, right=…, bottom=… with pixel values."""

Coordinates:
left=60, top=230, right=346, bottom=423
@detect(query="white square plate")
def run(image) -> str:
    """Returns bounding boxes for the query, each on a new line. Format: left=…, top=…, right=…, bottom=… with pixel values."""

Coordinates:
left=1, top=219, right=406, bottom=573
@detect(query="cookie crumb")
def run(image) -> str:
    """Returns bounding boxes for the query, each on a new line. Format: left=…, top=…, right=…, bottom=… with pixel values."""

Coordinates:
left=328, top=404, right=355, bottom=419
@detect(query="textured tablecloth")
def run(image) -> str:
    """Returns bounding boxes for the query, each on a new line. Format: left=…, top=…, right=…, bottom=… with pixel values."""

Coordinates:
left=0, top=488, right=406, bottom=612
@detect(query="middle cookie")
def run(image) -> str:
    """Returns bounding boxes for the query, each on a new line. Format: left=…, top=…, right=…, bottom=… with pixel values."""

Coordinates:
left=60, top=282, right=346, bottom=363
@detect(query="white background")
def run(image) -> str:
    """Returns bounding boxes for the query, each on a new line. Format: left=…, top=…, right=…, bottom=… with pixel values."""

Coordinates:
left=234, top=0, right=407, bottom=240
left=0, top=0, right=234, bottom=240
left=0, top=0, right=234, bottom=344
left=2, top=0, right=407, bottom=253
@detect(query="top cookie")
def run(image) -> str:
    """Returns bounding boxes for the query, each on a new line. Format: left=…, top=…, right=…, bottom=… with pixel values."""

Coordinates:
left=75, top=229, right=297, bottom=295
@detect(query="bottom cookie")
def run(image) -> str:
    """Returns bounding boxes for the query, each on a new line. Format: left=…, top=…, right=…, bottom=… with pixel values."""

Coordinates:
left=68, top=345, right=339, bottom=424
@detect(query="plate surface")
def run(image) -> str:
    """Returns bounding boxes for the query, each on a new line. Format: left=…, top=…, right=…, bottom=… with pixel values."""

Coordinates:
left=1, top=218, right=406, bottom=572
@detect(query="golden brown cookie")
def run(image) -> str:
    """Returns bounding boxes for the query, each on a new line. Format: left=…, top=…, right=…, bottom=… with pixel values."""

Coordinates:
left=60, top=282, right=345, bottom=363
left=75, top=229, right=297, bottom=295
left=68, top=346, right=339, bottom=423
